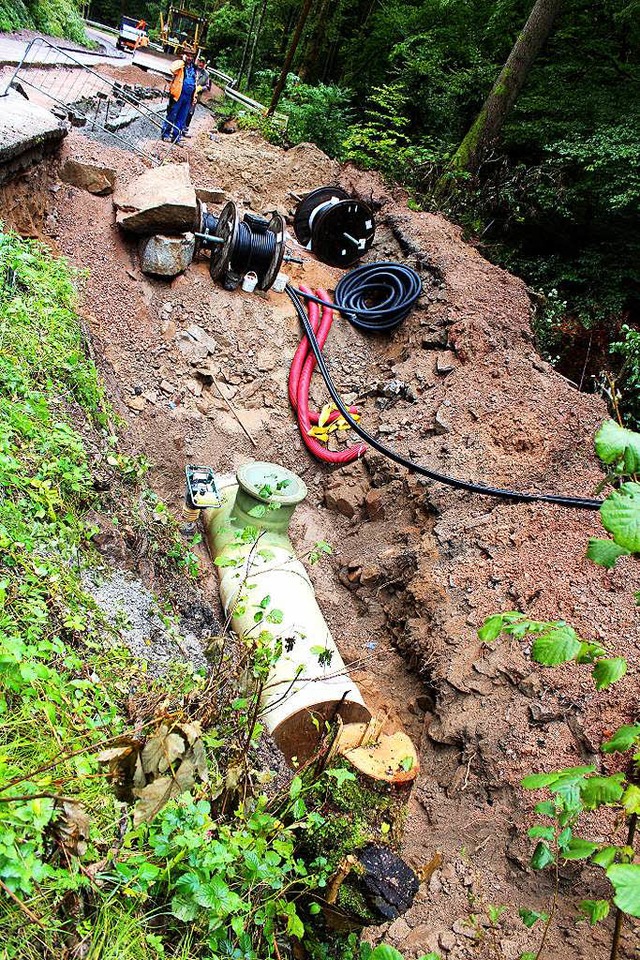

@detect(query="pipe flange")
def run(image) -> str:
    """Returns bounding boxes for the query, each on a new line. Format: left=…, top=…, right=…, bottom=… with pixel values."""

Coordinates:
left=209, top=200, right=238, bottom=280
left=293, top=186, right=350, bottom=247
left=259, top=212, right=286, bottom=291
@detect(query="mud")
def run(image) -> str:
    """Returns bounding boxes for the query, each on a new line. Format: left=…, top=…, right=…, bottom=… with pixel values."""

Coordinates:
left=2, top=86, right=639, bottom=960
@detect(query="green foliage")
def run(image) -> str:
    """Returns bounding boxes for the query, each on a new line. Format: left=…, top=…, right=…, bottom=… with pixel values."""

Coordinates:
left=0, top=0, right=88, bottom=42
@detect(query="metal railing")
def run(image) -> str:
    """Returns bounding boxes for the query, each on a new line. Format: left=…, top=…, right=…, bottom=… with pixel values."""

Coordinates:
left=1, top=36, right=179, bottom=164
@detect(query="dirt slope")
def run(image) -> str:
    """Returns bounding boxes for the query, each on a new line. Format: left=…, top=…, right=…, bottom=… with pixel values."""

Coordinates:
left=4, top=101, right=638, bottom=960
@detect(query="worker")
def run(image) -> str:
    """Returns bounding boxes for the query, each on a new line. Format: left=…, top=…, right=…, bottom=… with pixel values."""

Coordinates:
left=161, top=44, right=197, bottom=144
left=184, top=56, right=211, bottom=133
left=135, top=18, right=147, bottom=30
left=133, top=32, right=149, bottom=51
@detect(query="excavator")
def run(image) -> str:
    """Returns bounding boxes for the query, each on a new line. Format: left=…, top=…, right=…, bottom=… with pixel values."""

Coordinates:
left=158, top=6, right=208, bottom=57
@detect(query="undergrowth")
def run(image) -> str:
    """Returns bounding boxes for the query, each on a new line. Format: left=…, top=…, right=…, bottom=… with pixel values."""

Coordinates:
left=0, top=230, right=419, bottom=958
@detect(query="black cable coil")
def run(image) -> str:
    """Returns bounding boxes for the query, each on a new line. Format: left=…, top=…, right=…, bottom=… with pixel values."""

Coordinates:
left=231, top=220, right=277, bottom=279
left=334, top=261, right=422, bottom=332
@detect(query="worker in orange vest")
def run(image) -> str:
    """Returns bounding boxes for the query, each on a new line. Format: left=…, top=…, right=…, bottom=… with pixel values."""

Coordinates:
left=161, top=45, right=197, bottom=144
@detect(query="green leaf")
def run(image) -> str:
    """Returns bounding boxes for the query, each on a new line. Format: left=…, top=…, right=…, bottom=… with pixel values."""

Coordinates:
left=557, top=827, right=572, bottom=849
left=591, top=657, right=627, bottom=690
left=418, top=955, right=442, bottom=960
left=266, top=609, right=283, bottom=624
left=580, top=774, right=625, bottom=809
left=586, top=538, right=630, bottom=568
left=521, top=766, right=595, bottom=790
left=621, top=784, right=640, bottom=816
left=518, top=908, right=549, bottom=928
left=369, top=947, right=405, bottom=960
left=591, top=846, right=619, bottom=868
left=309, top=902, right=322, bottom=915
left=600, top=482, right=640, bottom=552
left=527, top=825, right=555, bottom=841
left=478, top=615, right=504, bottom=643
left=578, top=899, right=610, bottom=925
left=531, top=625, right=582, bottom=666
left=607, top=864, right=640, bottom=918
left=289, top=776, right=303, bottom=800
left=530, top=842, right=555, bottom=870
left=594, top=420, right=640, bottom=472
left=325, top=768, right=357, bottom=789
left=171, top=894, right=199, bottom=922
left=534, top=801, right=557, bottom=817
left=562, top=837, right=599, bottom=860
left=602, top=724, right=640, bottom=753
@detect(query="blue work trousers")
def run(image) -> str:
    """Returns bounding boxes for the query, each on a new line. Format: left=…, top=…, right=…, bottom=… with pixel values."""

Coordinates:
left=161, top=86, right=194, bottom=141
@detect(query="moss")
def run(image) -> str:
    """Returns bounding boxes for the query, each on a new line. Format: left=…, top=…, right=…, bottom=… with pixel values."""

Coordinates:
left=336, top=881, right=378, bottom=925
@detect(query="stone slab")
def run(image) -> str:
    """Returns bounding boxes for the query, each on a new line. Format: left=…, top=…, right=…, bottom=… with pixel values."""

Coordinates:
left=114, top=162, right=198, bottom=236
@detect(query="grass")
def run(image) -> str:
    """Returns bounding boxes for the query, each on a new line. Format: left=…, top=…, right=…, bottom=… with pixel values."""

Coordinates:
left=0, top=229, right=406, bottom=960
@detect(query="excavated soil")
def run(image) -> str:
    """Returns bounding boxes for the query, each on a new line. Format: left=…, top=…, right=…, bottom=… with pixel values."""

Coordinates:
left=3, top=86, right=639, bottom=960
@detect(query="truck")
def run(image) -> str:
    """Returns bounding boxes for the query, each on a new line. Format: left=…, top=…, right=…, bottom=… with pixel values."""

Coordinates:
left=116, top=15, right=148, bottom=52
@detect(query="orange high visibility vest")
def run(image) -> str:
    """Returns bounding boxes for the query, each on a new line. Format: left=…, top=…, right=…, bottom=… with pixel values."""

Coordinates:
left=169, top=60, right=185, bottom=100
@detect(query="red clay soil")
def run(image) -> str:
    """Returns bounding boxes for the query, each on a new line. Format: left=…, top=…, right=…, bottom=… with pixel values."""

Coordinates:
left=3, top=99, right=639, bottom=960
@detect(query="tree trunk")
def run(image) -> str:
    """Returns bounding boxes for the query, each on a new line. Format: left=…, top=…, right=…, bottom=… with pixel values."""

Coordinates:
left=236, top=1, right=258, bottom=89
left=267, top=0, right=315, bottom=115
left=297, top=0, right=329, bottom=82
left=245, top=0, right=268, bottom=89
left=448, top=0, right=563, bottom=176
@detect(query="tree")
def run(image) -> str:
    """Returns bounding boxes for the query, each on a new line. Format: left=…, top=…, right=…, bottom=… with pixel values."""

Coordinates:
left=267, top=0, right=315, bottom=115
left=447, top=0, right=564, bottom=176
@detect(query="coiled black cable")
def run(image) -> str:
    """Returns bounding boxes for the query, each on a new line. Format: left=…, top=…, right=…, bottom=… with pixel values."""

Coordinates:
left=286, top=280, right=602, bottom=511
left=296, top=261, right=422, bottom=332
left=231, top=222, right=276, bottom=280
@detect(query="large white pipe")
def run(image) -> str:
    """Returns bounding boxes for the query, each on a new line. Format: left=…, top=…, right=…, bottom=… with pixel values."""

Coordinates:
left=202, top=463, right=371, bottom=764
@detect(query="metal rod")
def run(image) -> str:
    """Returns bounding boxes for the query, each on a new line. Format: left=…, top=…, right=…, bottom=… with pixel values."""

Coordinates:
left=194, top=232, right=225, bottom=244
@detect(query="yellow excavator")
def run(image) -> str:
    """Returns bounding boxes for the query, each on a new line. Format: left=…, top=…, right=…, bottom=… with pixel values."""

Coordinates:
left=159, top=6, right=208, bottom=57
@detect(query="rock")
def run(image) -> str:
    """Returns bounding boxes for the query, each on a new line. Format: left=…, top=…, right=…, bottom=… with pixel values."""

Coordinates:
left=160, top=380, right=174, bottom=394
left=360, top=564, right=383, bottom=587
left=60, top=159, right=115, bottom=196
left=176, top=334, right=209, bottom=362
left=140, top=233, right=195, bottom=277
left=439, top=931, right=456, bottom=952
left=185, top=378, right=202, bottom=396
left=434, top=405, right=451, bottom=434
left=387, top=917, right=411, bottom=942
left=196, top=186, right=227, bottom=205
left=161, top=318, right=177, bottom=340
left=194, top=365, right=214, bottom=385
left=452, top=919, right=478, bottom=940
left=364, top=487, right=385, bottom=520
left=436, top=352, right=455, bottom=374
left=125, top=395, right=145, bottom=411
left=114, top=163, right=198, bottom=235
left=187, top=324, right=218, bottom=355
left=218, top=118, right=239, bottom=134
left=324, top=483, right=363, bottom=518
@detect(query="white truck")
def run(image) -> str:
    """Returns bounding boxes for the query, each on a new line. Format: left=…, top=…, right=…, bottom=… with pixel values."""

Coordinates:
left=116, top=16, right=148, bottom=52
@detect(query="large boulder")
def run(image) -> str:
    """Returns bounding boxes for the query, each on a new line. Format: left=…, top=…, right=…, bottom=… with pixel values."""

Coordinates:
left=114, top=163, right=198, bottom=236
left=140, top=233, right=195, bottom=277
left=60, top=159, right=116, bottom=196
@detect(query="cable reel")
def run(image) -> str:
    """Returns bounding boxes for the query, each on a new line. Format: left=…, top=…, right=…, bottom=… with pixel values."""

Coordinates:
left=196, top=201, right=285, bottom=291
left=293, top=186, right=376, bottom=268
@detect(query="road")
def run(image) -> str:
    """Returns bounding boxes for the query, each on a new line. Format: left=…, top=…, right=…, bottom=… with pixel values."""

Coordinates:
left=0, top=28, right=127, bottom=69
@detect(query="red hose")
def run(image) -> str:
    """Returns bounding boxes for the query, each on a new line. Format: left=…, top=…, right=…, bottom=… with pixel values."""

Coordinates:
left=289, top=285, right=366, bottom=464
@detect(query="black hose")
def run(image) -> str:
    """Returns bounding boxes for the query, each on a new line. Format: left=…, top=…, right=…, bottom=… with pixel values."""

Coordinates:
left=286, top=283, right=602, bottom=511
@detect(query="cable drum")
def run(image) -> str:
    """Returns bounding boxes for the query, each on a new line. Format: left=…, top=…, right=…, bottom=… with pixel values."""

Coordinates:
left=293, top=186, right=376, bottom=268
left=201, top=202, right=285, bottom=290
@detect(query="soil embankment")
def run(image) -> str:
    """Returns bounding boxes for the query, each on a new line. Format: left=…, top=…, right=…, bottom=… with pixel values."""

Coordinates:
left=2, top=73, right=638, bottom=959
